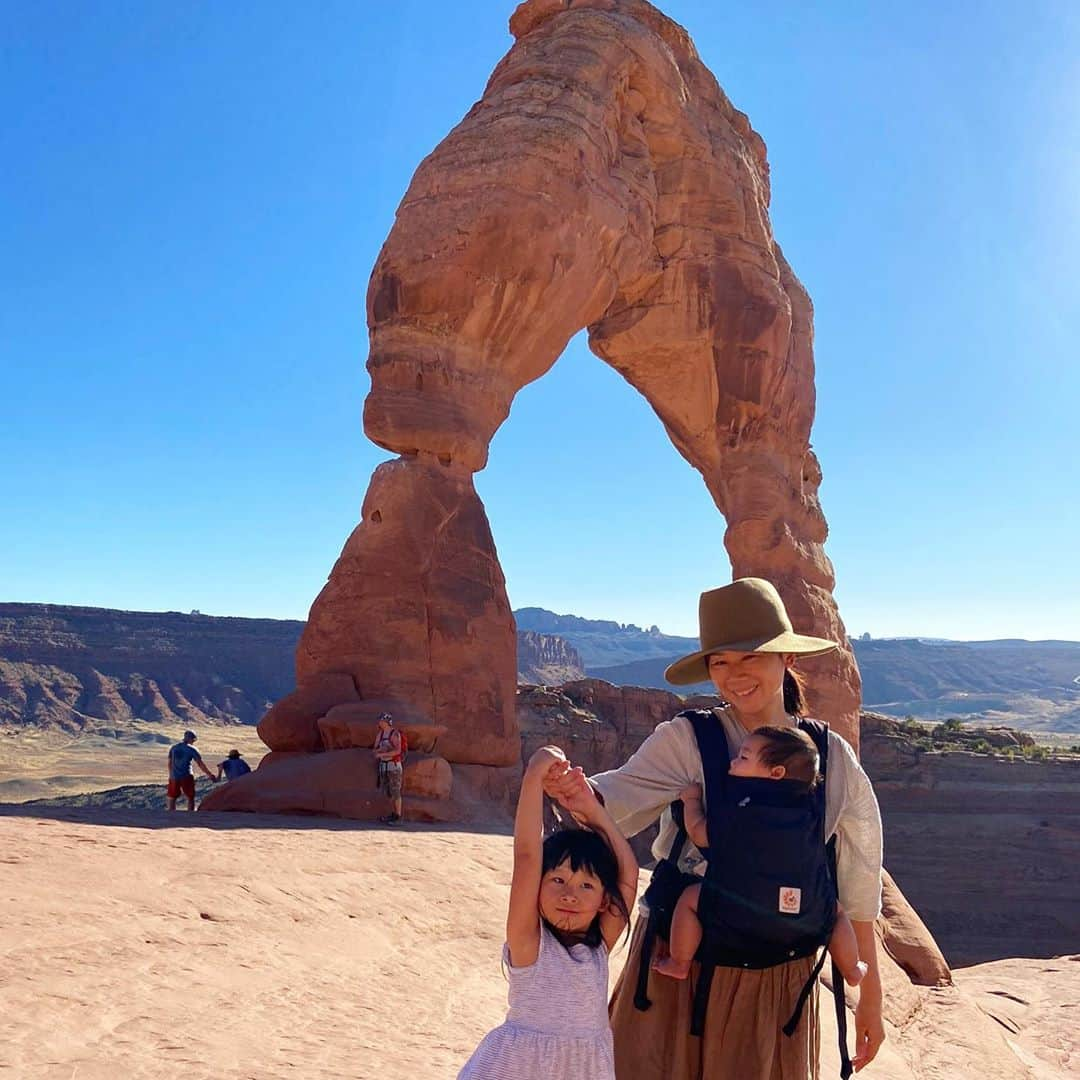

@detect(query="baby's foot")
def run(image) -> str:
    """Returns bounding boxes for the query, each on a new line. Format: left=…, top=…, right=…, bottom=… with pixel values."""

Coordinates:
left=843, top=961, right=869, bottom=987
left=652, top=955, right=692, bottom=980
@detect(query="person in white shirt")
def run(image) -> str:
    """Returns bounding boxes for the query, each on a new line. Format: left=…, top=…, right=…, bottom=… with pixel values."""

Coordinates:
left=544, top=578, right=885, bottom=1079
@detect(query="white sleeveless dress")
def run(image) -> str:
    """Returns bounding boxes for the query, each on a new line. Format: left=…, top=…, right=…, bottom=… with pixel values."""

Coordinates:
left=457, top=926, right=616, bottom=1079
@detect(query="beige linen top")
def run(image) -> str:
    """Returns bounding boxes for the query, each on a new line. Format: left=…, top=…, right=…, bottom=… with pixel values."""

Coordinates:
left=590, top=708, right=884, bottom=922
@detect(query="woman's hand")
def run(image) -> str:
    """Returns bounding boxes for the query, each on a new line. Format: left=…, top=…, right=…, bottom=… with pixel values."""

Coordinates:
left=542, top=760, right=599, bottom=820
left=851, top=991, right=885, bottom=1071
left=678, top=783, right=702, bottom=802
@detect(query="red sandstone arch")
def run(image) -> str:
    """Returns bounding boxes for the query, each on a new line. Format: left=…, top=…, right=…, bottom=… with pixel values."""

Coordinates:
left=202, top=0, right=861, bottom=820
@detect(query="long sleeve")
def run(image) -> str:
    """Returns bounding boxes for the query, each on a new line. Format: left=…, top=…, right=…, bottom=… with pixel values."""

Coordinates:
left=826, top=732, right=884, bottom=922
left=589, top=718, right=702, bottom=841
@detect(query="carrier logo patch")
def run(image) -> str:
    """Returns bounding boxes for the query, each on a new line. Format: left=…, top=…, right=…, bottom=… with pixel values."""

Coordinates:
left=779, top=887, right=802, bottom=915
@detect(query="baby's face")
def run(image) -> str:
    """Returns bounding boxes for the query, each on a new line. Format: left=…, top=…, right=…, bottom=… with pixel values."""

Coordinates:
left=729, top=735, right=774, bottom=779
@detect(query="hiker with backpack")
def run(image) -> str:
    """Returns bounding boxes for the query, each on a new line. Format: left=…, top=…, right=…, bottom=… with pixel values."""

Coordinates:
left=651, top=726, right=867, bottom=991
left=544, top=578, right=885, bottom=1079
left=373, top=712, right=406, bottom=825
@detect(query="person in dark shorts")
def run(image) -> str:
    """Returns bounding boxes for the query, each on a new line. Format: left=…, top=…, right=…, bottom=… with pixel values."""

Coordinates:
left=167, top=730, right=216, bottom=811
left=373, top=712, right=405, bottom=825
left=216, top=748, right=252, bottom=782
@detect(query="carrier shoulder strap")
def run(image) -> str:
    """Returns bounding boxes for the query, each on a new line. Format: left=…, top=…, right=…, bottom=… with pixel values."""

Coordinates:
left=685, top=707, right=732, bottom=826
left=796, top=717, right=830, bottom=781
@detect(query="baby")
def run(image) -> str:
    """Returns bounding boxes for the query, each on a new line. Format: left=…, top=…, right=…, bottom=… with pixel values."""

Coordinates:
left=652, top=725, right=868, bottom=986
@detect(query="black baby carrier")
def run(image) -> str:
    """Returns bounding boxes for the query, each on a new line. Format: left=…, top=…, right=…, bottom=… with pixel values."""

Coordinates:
left=634, top=710, right=853, bottom=1079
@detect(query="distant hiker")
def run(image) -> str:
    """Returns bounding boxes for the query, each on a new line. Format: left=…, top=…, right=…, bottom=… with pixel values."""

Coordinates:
left=216, top=748, right=252, bottom=783
left=456, top=746, right=637, bottom=1080
left=166, top=730, right=215, bottom=811
left=544, top=578, right=886, bottom=1079
left=651, top=726, right=867, bottom=989
left=373, top=712, right=406, bottom=825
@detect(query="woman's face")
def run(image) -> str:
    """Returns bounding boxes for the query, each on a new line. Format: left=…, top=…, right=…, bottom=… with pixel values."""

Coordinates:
left=707, top=651, right=788, bottom=713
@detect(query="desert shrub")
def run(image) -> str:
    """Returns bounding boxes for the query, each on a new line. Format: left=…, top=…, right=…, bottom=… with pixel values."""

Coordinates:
left=899, top=717, right=925, bottom=737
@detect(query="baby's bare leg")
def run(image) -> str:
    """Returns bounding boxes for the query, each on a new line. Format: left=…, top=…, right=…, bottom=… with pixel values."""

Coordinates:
left=829, top=904, right=868, bottom=986
left=652, top=883, right=702, bottom=980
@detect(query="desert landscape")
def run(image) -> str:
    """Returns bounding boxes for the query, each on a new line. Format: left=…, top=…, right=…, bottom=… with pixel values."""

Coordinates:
left=4, top=0, right=1077, bottom=1077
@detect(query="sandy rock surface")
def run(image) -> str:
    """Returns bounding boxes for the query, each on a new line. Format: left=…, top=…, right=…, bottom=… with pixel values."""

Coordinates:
left=2, top=808, right=1075, bottom=1079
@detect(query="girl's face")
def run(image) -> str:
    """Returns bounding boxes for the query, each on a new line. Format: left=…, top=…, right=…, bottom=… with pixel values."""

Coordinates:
left=538, top=857, right=608, bottom=935
left=707, top=651, right=788, bottom=714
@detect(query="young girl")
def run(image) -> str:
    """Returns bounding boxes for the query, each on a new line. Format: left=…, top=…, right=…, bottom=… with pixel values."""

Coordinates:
left=457, top=745, right=639, bottom=1080
left=651, top=725, right=867, bottom=987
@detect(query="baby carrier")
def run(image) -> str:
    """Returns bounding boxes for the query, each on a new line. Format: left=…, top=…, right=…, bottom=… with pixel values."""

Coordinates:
left=634, top=710, right=853, bottom=1079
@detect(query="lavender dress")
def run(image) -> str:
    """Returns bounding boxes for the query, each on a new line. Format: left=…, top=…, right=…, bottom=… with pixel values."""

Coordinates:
left=458, top=926, right=616, bottom=1079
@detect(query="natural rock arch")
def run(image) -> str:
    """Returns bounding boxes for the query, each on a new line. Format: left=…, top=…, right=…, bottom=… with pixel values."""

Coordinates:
left=203, top=0, right=862, bottom=820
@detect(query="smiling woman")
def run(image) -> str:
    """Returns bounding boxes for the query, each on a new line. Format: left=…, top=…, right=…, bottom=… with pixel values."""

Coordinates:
left=544, top=578, right=887, bottom=1079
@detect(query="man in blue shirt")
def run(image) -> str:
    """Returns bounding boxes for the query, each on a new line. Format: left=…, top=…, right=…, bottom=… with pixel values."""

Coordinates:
left=167, top=730, right=216, bottom=811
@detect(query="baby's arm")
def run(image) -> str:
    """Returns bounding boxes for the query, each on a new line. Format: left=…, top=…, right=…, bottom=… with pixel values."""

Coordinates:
left=679, top=783, right=709, bottom=850
left=506, top=746, right=567, bottom=968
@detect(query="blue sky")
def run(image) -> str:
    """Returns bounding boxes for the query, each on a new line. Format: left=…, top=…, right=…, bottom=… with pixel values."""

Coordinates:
left=3, top=0, right=1078, bottom=641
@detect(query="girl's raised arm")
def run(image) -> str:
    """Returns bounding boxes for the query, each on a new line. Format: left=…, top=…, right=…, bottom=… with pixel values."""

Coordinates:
left=561, top=771, right=640, bottom=951
left=506, top=746, right=567, bottom=968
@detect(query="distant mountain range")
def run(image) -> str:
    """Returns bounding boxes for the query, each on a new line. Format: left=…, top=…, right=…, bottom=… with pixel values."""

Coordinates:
left=2, top=602, right=1077, bottom=734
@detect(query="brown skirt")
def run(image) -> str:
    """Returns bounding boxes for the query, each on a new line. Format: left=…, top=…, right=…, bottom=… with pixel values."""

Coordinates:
left=609, top=916, right=820, bottom=1080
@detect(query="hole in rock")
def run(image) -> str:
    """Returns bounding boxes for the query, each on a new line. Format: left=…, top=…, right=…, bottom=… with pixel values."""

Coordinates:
left=478, top=330, right=725, bottom=656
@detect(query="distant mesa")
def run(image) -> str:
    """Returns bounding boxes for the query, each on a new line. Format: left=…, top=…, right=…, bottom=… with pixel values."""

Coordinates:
left=2, top=602, right=1077, bottom=737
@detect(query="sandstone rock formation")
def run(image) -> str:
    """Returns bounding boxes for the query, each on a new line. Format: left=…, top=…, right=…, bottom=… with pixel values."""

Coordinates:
left=210, top=0, right=860, bottom=818
left=0, top=603, right=300, bottom=732
left=862, top=712, right=1080, bottom=965
left=516, top=631, right=586, bottom=685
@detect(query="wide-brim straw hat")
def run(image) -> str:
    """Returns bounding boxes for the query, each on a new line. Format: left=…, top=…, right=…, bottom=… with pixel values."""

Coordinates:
left=664, top=578, right=838, bottom=686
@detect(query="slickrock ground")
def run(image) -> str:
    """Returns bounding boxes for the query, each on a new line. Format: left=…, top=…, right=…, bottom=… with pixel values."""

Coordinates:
left=2, top=808, right=1075, bottom=1079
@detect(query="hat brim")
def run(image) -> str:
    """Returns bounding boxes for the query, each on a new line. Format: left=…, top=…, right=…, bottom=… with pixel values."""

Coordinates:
left=663, top=632, right=838, bottom=687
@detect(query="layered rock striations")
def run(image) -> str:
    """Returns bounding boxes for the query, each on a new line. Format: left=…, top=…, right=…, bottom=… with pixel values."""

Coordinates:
left=0, top=603, right=300, bottom=731
left=211, top=0, right=860, bottom=818
left=862, top=713, right=1080, bottom=965
left=517, top=631, right=586, bottom=685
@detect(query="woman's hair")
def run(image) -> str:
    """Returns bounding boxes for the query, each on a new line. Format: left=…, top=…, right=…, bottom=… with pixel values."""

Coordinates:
left=751, top=725, right=819, bottom=791
left=540, top=828, right=631, bottom=950
left=782, top=667, right=806, bottom=715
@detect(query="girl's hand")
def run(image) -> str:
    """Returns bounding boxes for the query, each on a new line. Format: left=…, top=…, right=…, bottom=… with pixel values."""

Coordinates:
left=554, top=766, right=602, bottom=823
left=526, top=745, right=567, bottom=778
left=678, top=783, right=702, bottom=802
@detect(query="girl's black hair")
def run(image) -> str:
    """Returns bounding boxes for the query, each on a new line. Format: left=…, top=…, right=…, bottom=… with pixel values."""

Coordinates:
left=751, top=724, right=820, bottom=792
left=540, top=827, right=631, bottom=951
left=783, top=667, right=806, bottom=715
